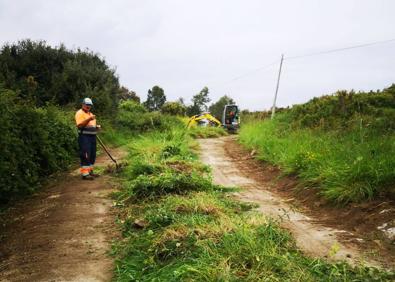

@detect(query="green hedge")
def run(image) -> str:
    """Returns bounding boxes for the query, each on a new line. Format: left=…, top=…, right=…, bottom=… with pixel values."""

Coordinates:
left=0, top=89, right=77, bottom=204
left=116, top=100, right=183, bottom=132
left=0, top=39, right=120, bottom=115
left=289, top=86, right=395, bottom=131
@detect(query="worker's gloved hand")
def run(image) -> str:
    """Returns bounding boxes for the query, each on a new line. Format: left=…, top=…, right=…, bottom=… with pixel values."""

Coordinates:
left=96, top=124, right=102, bottom=131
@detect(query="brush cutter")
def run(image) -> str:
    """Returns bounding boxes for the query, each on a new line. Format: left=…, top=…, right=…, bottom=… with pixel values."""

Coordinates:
left=97, top=135, right=119, bottom=171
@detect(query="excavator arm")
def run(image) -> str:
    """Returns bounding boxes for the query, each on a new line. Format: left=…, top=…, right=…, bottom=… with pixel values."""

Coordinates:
left=187, top=113, right=221, bottom=128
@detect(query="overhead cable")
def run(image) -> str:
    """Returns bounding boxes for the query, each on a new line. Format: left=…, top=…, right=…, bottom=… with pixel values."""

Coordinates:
left=285, top=37, right=395, bottom=60
left=211, top=60, right=279, bottom=88
left=211, top=37, right=395, bottom=88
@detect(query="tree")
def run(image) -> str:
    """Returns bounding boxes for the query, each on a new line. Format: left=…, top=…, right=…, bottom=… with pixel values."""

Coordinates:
left=118, top=86, right=140, bottom=103
left=161, top=101, right=186, bottom=116
left=0, top=39, right=120, bottom=115
left=186, top=86, right=210, bottom=116
left=209, top=95, right=235, bottom=120
left=177, top=97, right=185, bottom=106
left=144, top=85, right=166, bottom=111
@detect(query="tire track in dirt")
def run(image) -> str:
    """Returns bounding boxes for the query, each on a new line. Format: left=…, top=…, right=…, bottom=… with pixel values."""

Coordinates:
left=0, top=148, right=126, bottom=282
left=198, top=136, right=383, bottom=267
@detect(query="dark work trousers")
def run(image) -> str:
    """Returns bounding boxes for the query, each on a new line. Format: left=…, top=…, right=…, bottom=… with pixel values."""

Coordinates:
left=78, top=134, right=96, bottom=175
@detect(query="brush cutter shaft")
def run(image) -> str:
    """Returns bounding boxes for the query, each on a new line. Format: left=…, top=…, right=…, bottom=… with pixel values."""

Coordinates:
left=97, top=136, right=118, bottom=166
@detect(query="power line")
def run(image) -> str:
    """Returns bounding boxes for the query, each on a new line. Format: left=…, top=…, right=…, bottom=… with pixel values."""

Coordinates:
left=210, top=37, right=395, bottom=91
left=211, top=60, right=279, bottom=88
left=226, top=60, right=279, bottom=82
left=285, top=37, right=395, bottom=61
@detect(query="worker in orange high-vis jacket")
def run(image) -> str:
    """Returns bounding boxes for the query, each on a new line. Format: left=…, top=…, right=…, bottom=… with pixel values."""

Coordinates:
left=75, top=98, right=101, bottom=180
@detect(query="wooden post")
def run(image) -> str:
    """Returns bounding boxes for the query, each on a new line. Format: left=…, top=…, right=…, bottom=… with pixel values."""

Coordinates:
left=271, top=54, right=284, bottom=119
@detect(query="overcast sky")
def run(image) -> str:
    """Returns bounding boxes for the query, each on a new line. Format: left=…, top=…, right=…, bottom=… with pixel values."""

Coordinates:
left=1, top=0, right=394, bottom=110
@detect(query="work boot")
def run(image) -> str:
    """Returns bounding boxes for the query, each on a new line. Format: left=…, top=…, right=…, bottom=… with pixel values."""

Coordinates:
left=89, top=171, right=100, bottom=178
left=82, top=175, right=95, bottom=180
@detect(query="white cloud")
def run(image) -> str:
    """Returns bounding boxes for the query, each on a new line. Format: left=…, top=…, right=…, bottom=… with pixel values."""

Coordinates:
left=0, top=0, right=394, bottom=110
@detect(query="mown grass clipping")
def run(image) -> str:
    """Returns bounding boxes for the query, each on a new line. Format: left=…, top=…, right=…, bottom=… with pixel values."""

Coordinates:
left=111, top=128, right=393, bottom=281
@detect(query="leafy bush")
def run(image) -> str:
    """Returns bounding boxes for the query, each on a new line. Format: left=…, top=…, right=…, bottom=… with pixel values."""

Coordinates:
left=161, top=101, right=186, bottom=116
left=117, top=100, right=183, bottom=132
left=290, top=87, right=395, bottom=131
left=118, top=100, right=147, bottom=113
left=0, top=39, right=120, bottom=115
left=0, top=89, right=76, bottom=204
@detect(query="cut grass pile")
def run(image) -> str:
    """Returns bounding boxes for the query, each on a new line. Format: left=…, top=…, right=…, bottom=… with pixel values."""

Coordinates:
left=188, top=126, right=228, bottom=139
left=239, top=117, right=395, bottom=204
left=112, top=128, right=393, bottom=281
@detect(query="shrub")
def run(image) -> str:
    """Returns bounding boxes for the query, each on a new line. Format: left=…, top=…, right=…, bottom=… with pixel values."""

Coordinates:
left=0, top=89, right=76, bottom=204
left=117, top=101, right=183, bottom=132
left=0, top=39, right=120, bottom=115
left=161, top=101, right=186, bottom=116
left=289, top=88, right=395, bottom=130
left=119, top=100, right=147, bottom=113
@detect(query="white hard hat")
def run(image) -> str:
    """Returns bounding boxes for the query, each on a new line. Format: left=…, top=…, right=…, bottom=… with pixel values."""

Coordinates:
left=83, top=97, right=93, bottom=105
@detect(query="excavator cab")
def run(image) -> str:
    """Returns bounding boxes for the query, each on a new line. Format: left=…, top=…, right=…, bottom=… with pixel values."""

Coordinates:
left=222, top=104, right=239, bottom=133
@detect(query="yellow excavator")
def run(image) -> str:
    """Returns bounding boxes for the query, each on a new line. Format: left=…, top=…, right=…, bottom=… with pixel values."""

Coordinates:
left=187, top=112, right=221, bottom=128
left=187, top=104, right=240, bottom=132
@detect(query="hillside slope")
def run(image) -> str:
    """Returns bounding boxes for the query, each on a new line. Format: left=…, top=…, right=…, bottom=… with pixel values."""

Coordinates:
left=240, top=85, right=395, bottom=204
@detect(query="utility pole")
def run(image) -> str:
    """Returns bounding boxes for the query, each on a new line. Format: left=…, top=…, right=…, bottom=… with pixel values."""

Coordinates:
left=271, top=54, right=284, bottom=119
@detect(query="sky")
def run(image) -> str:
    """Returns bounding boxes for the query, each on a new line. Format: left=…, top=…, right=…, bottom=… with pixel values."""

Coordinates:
left=0, top=0, right=394, bottom=111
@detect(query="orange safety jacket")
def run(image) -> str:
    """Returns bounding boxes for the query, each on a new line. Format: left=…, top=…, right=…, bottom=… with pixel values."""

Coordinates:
left=75, top=109, right=97, bottom=134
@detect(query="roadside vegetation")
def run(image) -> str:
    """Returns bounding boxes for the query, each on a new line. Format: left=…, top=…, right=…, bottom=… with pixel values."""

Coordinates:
left=2, top=39, right=394, bottom=280
left=188, top=126, right=228, bottom=138
left=240, top=86, right=395, bottom=204
left=0, top=87, right=77, bottom=204
left=0, top=40, right=183, bottom=204
left=111, top=124, right=393, bottom=281
left=0, top=40, right=121, bottom=204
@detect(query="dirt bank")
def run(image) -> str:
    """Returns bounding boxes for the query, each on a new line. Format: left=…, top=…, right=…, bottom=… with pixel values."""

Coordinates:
left=0, top=148, right=126, bottom=282
left=199, top=136, right=394, bottom=268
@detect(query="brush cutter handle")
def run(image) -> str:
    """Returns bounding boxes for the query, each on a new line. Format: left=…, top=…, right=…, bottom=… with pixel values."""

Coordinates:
left=97, top=135, right=118, bottom=165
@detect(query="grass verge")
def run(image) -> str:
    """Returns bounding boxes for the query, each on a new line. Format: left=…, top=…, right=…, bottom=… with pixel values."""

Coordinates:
left=239, top=117, right=395, bottom=204
left=111, top=127, right=393, bottom=281
left=188, top=126, right=228, bottom=139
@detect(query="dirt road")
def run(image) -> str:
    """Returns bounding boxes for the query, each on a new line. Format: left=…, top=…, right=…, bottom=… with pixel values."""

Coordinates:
left=0, top=149, right=125, bottom=282
left=199, top=136, right=389, bottom=267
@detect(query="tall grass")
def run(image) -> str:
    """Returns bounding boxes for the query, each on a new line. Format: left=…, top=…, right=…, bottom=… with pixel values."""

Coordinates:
left=111, top=127, right=393, bottom=281
left=188, top=126, right=228, bottom=139
left=239, top=118, right=395, bottom=204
